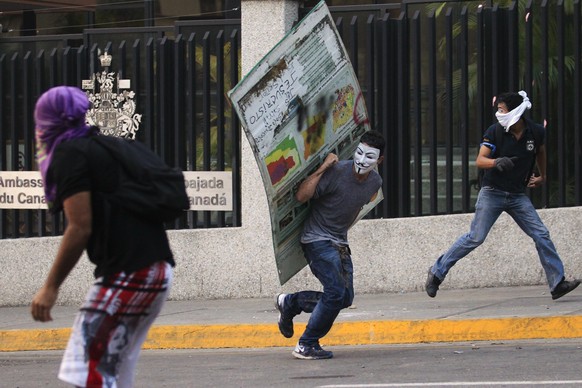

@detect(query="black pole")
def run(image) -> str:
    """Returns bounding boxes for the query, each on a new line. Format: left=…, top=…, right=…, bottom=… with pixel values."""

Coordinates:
left=21, top=10, right=36, bottom=36
left=145, top=0, right=154, bottom=27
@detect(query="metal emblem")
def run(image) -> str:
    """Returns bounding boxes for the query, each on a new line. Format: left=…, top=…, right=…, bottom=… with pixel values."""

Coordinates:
left=82, top=51, right=141, bottom=139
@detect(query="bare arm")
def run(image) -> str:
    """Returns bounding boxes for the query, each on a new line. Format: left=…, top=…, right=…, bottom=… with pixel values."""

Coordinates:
left=475, top=144, right=496, bottom=169
left=295, top=153, right=339, bottom=203
left=31, top=191, right=92, bottom=322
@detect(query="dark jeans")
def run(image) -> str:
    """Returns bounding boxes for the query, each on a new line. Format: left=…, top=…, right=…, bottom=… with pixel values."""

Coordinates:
left=286, top=240, right=354, bottom=346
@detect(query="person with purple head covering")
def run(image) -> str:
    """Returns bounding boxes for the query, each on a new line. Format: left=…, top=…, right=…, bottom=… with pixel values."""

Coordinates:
left=31, top=86, right=175, bottom=388
left=34, top=86, right=99, bottom=207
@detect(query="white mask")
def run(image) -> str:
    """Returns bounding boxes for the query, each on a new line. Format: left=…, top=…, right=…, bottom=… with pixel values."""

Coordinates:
left=495, top=90, right=532, bottom=131
left=353, top=143, right=380, bottom=175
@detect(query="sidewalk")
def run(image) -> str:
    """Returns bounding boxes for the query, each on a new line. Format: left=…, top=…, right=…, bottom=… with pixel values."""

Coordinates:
left=1, top=285, right=581, bottom=352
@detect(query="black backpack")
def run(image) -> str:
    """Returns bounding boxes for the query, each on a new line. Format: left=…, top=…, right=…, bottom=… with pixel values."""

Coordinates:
left=475, top=120, right=541, bottom=190
left=92, top=135, right=189, bottom=223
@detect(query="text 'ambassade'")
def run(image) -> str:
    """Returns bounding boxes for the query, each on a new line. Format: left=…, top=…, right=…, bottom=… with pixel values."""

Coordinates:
left=0, top=171, right=233, bottom=211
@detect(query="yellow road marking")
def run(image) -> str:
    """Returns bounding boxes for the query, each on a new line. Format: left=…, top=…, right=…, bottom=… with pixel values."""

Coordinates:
left=1, top=316, right=581, bottom=352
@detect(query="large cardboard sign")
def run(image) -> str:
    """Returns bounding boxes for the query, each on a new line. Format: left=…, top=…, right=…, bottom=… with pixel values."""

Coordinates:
left=228, top=1, right=382, bottom=285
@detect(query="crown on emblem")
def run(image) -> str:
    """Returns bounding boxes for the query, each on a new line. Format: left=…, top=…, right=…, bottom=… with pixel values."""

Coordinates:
left=99, top=51, right=112, bottom=67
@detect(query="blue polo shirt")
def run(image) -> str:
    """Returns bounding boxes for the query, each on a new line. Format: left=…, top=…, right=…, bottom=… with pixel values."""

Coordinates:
left=481, top=118, right=545, bottom=193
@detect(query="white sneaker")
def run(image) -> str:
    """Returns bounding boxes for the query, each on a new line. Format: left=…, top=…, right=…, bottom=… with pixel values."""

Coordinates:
left=275, top=293, right=293, bottom=338
left=292, top=342, right=333, bottom=360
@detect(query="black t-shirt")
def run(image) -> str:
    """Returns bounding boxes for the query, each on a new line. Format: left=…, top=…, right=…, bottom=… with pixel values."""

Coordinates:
left=481, top=118, right=545, bottom=193
left=48, top=136, right=175, bottom=279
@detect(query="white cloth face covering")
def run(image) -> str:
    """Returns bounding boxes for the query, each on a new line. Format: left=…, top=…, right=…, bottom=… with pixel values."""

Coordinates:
left=495, top=90, right=532, bottom=131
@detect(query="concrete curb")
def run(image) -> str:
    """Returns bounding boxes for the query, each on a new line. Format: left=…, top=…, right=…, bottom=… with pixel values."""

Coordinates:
left=2, top=316, right=582, bottom=352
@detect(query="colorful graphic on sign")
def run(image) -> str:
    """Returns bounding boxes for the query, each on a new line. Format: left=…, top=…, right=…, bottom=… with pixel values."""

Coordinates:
left=265, top=136, right=301, bottom=187
left=332, top=84, right=355, bottom=131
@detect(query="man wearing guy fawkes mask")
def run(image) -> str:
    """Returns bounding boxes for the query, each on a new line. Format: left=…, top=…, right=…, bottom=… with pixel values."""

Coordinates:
left=275, top=130, right=385, bottom=360
left=426, top=91, right=579, bottom=301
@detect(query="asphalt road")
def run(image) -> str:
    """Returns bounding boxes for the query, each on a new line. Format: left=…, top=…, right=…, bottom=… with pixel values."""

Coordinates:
left=2, top=340, right=582, bottom=387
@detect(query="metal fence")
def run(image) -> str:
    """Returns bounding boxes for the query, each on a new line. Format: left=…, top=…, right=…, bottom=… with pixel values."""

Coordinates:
left=324, top=1, right=582, bottom=219
left=1, top=1, right=581, bottom=239
left=0, top=21, right=241, bottom=238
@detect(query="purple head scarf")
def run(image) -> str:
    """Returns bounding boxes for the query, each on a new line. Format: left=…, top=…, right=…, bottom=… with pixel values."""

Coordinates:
left=35, top=86, right=98, bottom=205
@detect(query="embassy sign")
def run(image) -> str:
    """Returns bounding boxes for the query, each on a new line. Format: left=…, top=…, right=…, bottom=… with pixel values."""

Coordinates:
left=0, top=172, right=45, bottom=209
left=0, top=171, right=232, bottom=211
left=1, top=51, right=232, bottom=212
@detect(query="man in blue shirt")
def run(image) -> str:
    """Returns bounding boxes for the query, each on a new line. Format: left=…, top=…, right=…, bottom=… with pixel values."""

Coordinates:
left=425, top=91, right=579, bottom=301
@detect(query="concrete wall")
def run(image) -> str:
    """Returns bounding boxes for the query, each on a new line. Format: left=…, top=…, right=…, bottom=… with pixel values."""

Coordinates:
left=2, top=206, right=582, bottom=306
left=2, top=1, right=581, bottom=306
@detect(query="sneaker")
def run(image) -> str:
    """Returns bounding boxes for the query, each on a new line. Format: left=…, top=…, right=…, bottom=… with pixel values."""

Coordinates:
left=551, top=278, right=581, bottom=300
left=292, top=343, right=333, bottom=360
left=275, top=294, right=294, bottom=338
left=425, top=267, right=442, bottom=298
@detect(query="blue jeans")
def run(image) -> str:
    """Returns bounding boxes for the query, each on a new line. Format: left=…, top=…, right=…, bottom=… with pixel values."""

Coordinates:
left=432, top=186, right=565, bottom=291
left=285, top=240, right=354, bottom=346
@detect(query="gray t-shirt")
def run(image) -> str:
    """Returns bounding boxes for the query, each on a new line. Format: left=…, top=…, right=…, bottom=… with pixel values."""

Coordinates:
left=300, top=160, right=382, bottom=245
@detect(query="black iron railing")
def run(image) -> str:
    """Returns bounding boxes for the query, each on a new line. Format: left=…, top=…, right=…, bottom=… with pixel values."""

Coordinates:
left=0, top=22, right=241, bottom=238
left=1, top=2, right=581, bottom=239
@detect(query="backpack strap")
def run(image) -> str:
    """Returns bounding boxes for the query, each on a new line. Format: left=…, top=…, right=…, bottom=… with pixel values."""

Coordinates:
left=492, top=123, right=504, bottom=158
left=480, top=123, right=504, bottom=158
left=475, top=123, right=503, bottom=190
left=523, top=118, right=543, bottom=185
